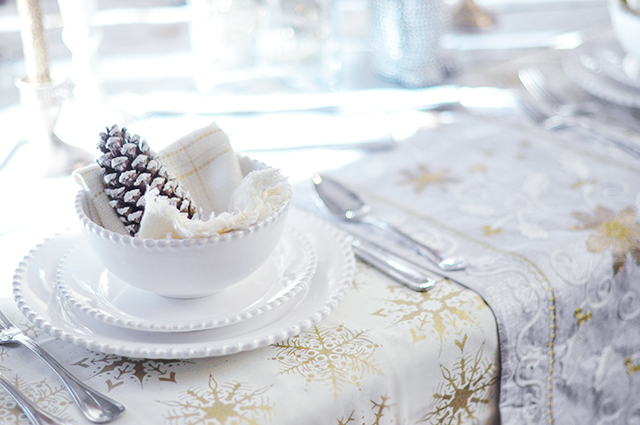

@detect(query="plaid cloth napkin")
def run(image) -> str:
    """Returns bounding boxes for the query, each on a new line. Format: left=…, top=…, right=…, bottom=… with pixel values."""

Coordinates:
left=73, top=122, right=290, bottom=238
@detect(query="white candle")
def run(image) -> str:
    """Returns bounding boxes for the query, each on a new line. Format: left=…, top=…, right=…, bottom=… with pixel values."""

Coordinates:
left=17, top=0, right=51, bottom=84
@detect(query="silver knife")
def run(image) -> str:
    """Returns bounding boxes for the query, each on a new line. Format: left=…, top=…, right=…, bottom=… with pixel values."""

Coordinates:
left=352, top=238, right=437, bottom=292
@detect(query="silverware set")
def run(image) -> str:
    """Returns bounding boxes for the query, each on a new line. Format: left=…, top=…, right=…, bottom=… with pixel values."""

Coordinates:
left=517, top=67, right=640, bottom=158
left=312, top=174, right=467, bottom=272
left=312, top=173, right=467, bottom=292
left=0, top=309, right=125, bottom=424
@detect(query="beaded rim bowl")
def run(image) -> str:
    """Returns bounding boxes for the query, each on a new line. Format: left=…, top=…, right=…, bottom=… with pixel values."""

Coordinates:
left=74, top=159, right=291, bottom=299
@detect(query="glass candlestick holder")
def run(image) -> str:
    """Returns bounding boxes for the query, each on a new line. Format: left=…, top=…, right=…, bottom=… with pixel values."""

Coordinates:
left=15, top=76, right=93, bottom=177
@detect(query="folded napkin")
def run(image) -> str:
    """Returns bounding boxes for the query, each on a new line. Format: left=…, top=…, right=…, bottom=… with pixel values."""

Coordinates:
left=73, top=122, right=291, bottom=239
left=74, top=162, right=129, bottom=234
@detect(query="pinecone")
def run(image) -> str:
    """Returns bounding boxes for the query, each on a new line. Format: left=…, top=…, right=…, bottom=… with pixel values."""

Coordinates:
left=97, top=125, right=198, bottom=236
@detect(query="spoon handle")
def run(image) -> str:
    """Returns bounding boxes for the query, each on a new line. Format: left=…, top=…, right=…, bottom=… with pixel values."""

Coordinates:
left=360, top=215, right=467, bottom=271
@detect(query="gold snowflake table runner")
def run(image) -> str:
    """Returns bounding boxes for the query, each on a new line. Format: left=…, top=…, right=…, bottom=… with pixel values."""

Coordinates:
left=0, top=269, right=498, bottom=424
left=298, top=112, right=640, bottom=425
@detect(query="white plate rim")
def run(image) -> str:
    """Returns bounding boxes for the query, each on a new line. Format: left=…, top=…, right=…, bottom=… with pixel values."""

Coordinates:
left=590, top=33, right=640, bottom=90
left=13, top=208, right=355, bottom=359
left=56, top=225, right=318, bottom=332
left=563, top=35, right=640, bottom=108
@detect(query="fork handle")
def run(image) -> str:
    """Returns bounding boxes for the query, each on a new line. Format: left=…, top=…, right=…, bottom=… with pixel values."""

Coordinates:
left=13, top=333, right=125, bottom=423
left=0, top=373, right=72, bottom=425
left=570, top=116, right=640, bottom=159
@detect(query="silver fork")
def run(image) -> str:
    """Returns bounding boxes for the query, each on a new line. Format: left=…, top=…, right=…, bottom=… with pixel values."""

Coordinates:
left=0, top=309, right=125, bottom=423
left=518, top=67, right=598, bottom=116
left=0, top=372, right=72, bottom=425
left=517, top=95, right=640, bottom=159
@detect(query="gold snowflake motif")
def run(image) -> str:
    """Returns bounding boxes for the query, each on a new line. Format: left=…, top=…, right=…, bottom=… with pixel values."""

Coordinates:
left=337, top=395, right=394, bottom=425
left=482, top=225, right=503, bottom=237
left=271, top=325, right=383, bottom=397
left=574, top=307, right=592, bottom=326
left=469, top=165, right=487, bottom=174
left=0, top=347, right=10, bottom=364
left=372, top=279, right=480, bottom=346
left=571, top=205, right=640, bottom=275
left=161, top=375, right=273, bottom=425
left=73, top=354, right=185, bottom=391
left=571, top=179, right=597, bottom=189
left=15, top=320, right=41, bottom=339
left=419, top=340, right=497, bottom=425
left=399, top=164, right=458, bottom=192
left=0, top=376, right=72, bottom=425
left=625, top=358, right=640, bottom=375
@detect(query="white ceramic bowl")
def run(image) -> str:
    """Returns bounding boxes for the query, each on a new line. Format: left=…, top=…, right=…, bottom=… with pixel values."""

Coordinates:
left=75, top=161, right=290, bottom=299
left=610, top=0, right=640, bottom=59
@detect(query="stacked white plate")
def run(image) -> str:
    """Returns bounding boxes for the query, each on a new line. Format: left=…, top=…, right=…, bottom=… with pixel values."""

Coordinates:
left=564, top=32, right=640, bottom=108
left=13, top=208, right=354, bottom=359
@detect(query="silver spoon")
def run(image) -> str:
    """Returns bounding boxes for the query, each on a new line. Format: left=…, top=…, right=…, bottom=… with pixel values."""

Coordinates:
left=312, top=174, right=467, bottom=271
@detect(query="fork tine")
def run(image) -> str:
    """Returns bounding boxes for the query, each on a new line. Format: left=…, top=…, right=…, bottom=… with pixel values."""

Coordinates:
left=517, top=86, right=640, bottom=158
left=518, top=68, right=543, bottom=103
left=516, top=94, right=547, bottom=125
left=518, top=68, right=544, bottom=103
left=520, top=67, right=565, bottom=107
left=519, top=67, right=600, bottom=116
left=516, top=94, right=569, bottom=132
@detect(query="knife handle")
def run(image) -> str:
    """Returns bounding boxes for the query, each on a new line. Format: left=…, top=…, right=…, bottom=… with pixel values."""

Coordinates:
left=352, top=239, right=437, bottom=292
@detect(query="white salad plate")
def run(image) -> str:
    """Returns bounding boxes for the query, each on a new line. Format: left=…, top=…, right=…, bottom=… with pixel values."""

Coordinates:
left=13, top=208, right=355, bottom=359
left=564, top=32, right=640, bottom=108
left=56, top=226, right=317, bottom=332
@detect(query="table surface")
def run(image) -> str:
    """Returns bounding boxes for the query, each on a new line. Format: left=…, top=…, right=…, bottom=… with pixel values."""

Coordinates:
left=1, top=1, right=640, bottom=425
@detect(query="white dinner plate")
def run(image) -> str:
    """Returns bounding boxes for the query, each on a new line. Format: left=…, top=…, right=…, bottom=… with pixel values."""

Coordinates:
left=563, top=33, right=640, bottom=108
left=56, top=226, right=317, bottom=332
left=13, top=208, right=354, bottom=359
left=590, top=33, right=640, bottom=90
